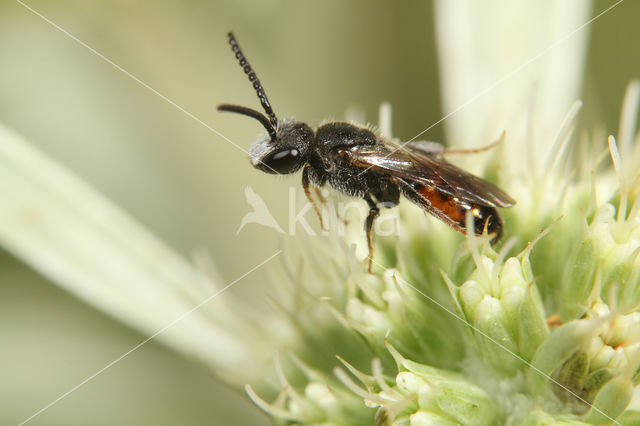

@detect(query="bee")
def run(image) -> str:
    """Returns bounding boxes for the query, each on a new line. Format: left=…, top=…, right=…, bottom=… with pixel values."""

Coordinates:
left=218, top=32, right=515, bottom=272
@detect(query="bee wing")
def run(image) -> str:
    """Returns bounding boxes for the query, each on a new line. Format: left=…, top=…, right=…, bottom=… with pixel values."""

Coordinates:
left=346, top=144, right=516, bottom=208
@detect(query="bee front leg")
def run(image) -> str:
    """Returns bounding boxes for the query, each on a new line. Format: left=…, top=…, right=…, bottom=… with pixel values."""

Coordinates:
left=313, top=187, right=348, bottom=226
left=302, top=164, right=326, bottom=231
left=364, top=196, right=380, bottom=274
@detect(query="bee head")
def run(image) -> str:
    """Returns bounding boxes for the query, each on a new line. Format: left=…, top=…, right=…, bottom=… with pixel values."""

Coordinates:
left=218, top=32, right=313, bottom=174
left=246, top=119, right=313, bottom=174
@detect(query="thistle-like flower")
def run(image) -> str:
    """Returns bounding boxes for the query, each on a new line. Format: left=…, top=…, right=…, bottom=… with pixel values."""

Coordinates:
left=1, top=1, right=639, bottom=425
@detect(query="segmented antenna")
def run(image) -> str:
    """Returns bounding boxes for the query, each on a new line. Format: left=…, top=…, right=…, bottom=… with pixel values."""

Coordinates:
left=217, top=103, right=276, bottom=140
left=227, top=32, right=278, bottom=129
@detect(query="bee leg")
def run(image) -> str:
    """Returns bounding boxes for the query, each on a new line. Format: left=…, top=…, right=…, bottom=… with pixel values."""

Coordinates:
left=364, top=196, right=380, bottom=273
left=302, top=164, right=326, bottom=231
left=313, top=186, right=326, bottom=203
left=442, top=131, right=505, bottom=155
left=313, top=187, right=348, bottom=226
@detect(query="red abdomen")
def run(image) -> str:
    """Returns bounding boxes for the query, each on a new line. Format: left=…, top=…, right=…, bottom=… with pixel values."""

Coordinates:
left=414, top=185, right=503, bottom=242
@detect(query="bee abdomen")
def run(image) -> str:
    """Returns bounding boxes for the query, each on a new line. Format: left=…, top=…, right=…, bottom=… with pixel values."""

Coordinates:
left=411, top=184, right=503, bottom=242
left=471, top=204, right=503, bottom=242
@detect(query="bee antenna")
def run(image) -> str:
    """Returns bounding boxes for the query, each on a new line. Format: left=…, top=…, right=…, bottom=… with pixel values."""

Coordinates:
left=226, top=31, right=278, bottom=129
left=217, top=104, right=277, bottom=141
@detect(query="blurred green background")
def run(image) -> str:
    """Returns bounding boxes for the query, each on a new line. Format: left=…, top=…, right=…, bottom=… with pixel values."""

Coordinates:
left=0, top=1, right=638, bottom=425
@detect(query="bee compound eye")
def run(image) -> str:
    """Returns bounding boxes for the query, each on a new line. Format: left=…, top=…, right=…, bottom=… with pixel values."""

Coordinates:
left=263, top=149, right=300, bottom=174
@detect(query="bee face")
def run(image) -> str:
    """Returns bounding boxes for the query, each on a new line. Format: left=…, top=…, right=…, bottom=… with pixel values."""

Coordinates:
left=249, top=120, right=314, bottom=174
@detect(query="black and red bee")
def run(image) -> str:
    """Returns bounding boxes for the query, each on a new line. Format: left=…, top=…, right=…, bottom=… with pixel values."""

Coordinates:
left=218, top=32, right=515, bottom=271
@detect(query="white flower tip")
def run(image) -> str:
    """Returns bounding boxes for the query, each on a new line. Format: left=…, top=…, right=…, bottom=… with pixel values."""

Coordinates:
left=378, top=102, right=393, bottom=138
left=608, top=135, right=622, bottom=171
left=334, top=366, right=383, bottom=403
left=618, top=80, right=640, bottom=155
left=384, top=339, right=407, bottom=368
left=273, top=351, right=290, bottom=388
left=519, top=215, right=563, bottom=262
left=335, top=355, right=364, bottom=381
left=543, top=100, right=583, bottom=176
left=245, top=384, right=298, bottom=420
left=608, top=134, right=628, bottom=223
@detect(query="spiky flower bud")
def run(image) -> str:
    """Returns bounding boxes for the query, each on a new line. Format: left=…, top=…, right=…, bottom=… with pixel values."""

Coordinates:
left=453, top=253, right=549, bottom=375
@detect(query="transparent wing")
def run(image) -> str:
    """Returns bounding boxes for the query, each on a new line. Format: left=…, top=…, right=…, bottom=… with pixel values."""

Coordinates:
left=345, top=143, right=515, bottom=208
